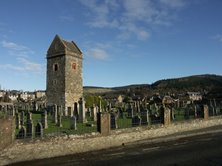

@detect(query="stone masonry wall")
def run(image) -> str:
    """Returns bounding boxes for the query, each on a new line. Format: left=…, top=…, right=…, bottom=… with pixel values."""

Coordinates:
left=65, top=53, right=83, bottom=109
left=1, top=116, right=222, bottom=165
left=0, top=117, right=15, bottom=151
left=46, top=55, right=65, bottom=107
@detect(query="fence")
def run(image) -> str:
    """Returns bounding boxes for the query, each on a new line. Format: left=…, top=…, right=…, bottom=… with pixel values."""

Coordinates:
left=15, top=111, right=98, bottom=139
left=111, top=110, right=164, bottom=130
left=13, top=102, right=222, bottom=139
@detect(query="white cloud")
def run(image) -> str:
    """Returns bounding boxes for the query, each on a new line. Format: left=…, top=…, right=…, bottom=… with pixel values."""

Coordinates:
left=2, top=41, right=29, bottom=51
left=1, top=40, right=34, bottom=57
left=159, top=0, right=186, bottom=8
left=212, top=34, right=222, bottom=42
left=0, top=57, right=44, bottom=74
left=87, top=48, right=109, bottom=60
left=79, top=0, right=188, bottom=41
left=59, top=15, right=74, bottom=22
left=17, top=58, right=43, bottom=72
left=0, top=64, right=24, bottom=71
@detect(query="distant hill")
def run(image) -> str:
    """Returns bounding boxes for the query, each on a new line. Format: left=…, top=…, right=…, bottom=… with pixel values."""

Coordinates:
left=151, top=74, right=222, bottom=92
left=83, top=74, right=222, bottom=98
left=83, top=86, right=114, bottom=94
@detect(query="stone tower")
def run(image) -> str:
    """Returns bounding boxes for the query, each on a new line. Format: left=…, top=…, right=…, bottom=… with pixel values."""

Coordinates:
left=46, top=35, right=83, bottom=111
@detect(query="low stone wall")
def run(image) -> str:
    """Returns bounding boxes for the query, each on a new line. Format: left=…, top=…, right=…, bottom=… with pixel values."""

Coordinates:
left=1, top=116, right=222, bottom=165
left=0, top=117, right=15, bottom=151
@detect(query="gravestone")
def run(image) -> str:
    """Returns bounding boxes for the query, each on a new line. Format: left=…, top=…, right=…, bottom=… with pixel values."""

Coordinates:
left=33, top=102, right=37, bottom=111
left=171, top=107, right=176, bottom=120
left=78, top=98, right=86, bottom=123
left=70, top=116, right=77, bottom=130
left=16, top=126, right=27, bottom=139
left=127, top=107, right=134, bottom=118
left=74, top=102, right=78, bottom=118
left=91, top=105, right=97, bottom=122
left=132, top=115, right=141, bottom=127
left=136, top=101, right=141, bottom=113
left=20, top=111, right=25, bottom=126
left=35, top=122, right=43, bottom=138
left=26, top=120, right=34, bottom=138
left=41, top=110, right=48, bottom=129
left=11, top=106, right=15, bottom=117
left=110, top=113, right=118, bottom=129
left=194, top=105, right=198, bottom=118
left=68, top=107, right=73, bottom=117
left=141, top=110, right=149, bottom=126
left=57, top=114, right=63, bottom=127
left=63, top=106, right=68, bottom=116
left=15, top=113, right=21, bottom=129
left=99, top=100, right=102, bottom=112
left=57, top=105, right=63, bottom=116
left=27, top=112, right=32, bottom=122
left=52, top=104, right=58, bottom=123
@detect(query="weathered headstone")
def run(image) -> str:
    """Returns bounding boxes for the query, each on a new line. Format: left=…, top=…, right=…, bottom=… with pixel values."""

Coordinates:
left=91, top=105, right=97, bottom=122
left=52, top=104, right=58, bottom=124
left=15, top=112, right=21, bottom=129
left=20, top=111, right=25, bottom=125
left=12, top=106, right=15, bottom=117
left=16, top=126, right=26, bottom=139
left=27, top=112, right=32, bottom=122
left=57, top=114, right=63, bottom=127
left=33, top=102, right=37, bottom=111
left=136, top=101, right=141, bottom=113
left=194, top=105, right=198, bottom=118
left=99, top=100, right=102, bottom=112
left=132, top=115, right=141, bottom=127
left=68, top=107, right=73, bottom=117
left=78, top=98, right=86, bottom=123
left=35, top=122, right=43, bottom=138
left=26, top=120, right=34, bottom=138
left=41, top=110, right=48, bottom=129
left=141, top=110, right=149, bottom=126
left=127, top=107, right=134, bottom=118
left=110, top=112, right=118, bottom=129
left=63, top=106, right=68, bottom=116
left=57, top=105, right=63, bottom=116
left=70, top=116, right=77, bottom=130
left=74, top=102, right=78, bottom=118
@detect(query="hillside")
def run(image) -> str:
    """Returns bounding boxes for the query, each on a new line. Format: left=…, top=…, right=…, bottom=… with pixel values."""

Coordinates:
left=151, top=74, right=222, bottom=93
left=83, top=74, right=222, bottom=97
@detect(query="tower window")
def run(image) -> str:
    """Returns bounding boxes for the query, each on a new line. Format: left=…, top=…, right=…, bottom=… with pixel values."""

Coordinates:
left=54, top=64, right=58, bottom=71
left=72, top=63, right=76, bottom=70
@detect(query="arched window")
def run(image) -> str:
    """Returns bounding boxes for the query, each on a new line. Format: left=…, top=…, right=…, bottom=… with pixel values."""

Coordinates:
left=54, top=64, right=58, bottom=71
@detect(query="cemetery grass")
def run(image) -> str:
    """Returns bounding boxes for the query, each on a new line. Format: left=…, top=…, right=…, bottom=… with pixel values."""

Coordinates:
left=173, top=108, right=195, bottom=122
left=15, top=111, right=97, bottom=137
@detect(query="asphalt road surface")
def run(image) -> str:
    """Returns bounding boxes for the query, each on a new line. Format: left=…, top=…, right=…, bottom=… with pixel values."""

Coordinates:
left=9, top=129, right=222, bottom=166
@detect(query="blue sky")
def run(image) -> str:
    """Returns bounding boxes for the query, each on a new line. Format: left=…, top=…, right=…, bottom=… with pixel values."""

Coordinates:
left=0, top=0, right=222, bottom=91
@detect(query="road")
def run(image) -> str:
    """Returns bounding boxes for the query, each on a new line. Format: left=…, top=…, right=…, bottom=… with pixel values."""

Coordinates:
left=9, top=128, right=222, bottom=166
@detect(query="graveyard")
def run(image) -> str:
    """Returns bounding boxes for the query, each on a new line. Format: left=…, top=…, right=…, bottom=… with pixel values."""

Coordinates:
left=0, top=98, right=220, bottom=140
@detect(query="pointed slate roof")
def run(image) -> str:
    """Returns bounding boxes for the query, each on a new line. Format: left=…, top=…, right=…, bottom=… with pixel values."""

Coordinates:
left=47, top=34, right=82, bottom=58
left=61, top=39, right=82, bottom=54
